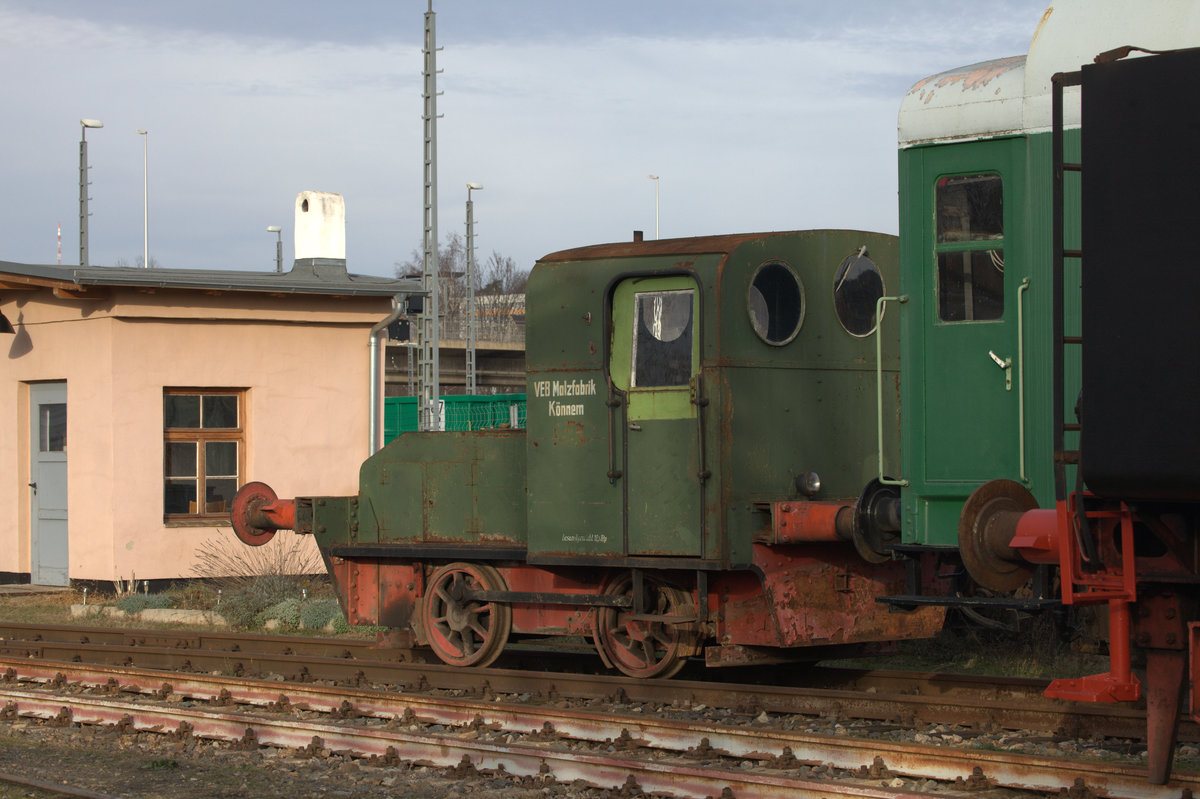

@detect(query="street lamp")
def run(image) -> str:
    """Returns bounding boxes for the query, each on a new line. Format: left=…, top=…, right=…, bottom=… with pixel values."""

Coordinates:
left=79, top=118, right=104, bottom=266
left=465, top=183, right=483, bottom=395
left=647, top=174, right=660, bottom=239
left=266, top=226, right=282, bottom=273
left=135, top=129, right=149, bottom=268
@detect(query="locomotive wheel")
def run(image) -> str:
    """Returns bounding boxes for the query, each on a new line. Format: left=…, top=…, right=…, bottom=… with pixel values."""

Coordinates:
left=594, top=574, right=697, bottom=679
left=421, top=562, right=511, bottom=668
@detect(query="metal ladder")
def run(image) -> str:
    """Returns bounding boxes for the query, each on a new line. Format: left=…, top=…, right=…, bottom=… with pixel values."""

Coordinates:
left=1044, top=67, right=1139, bottom=705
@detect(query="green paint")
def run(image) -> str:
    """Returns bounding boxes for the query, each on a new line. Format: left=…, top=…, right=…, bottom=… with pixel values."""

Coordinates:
left=899, top=130, right=1082, bottom=547
left=312, top=230, right=900, bottom=571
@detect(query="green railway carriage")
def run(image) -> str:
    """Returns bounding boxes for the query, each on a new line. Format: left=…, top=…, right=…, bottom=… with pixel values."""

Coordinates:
left=880, top=6, right=1200, bottom=781
left=884, top=1, right=1200, bottom=595
left=891, top=54, right=1070, bottom=591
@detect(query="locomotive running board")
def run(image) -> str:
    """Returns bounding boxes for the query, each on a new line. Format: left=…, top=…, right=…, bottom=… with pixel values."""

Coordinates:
left=329, top=544, right=527, bottom=560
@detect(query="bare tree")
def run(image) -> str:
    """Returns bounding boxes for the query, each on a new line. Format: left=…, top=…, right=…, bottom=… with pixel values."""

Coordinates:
left=394, top=233, right=528, bottom=342
left=114, top=255, right=161, bottom=268
left=479, top=251, right=528, bottom=295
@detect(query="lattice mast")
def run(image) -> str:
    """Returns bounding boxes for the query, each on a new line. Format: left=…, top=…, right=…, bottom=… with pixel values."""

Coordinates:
left=465, top=189, right=478, bottom=394
left=417, top=0, right=442, bottom=431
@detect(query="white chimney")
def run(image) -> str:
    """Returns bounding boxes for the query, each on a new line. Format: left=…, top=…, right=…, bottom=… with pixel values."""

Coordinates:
left=294, top=191, right=346, bottom=261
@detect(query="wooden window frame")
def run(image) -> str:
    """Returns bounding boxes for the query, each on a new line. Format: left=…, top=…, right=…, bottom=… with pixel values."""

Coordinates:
left=163, top=388, right=246, bottom=523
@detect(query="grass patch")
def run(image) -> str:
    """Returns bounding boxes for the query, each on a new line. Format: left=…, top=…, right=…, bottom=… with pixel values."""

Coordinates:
left=299, top=598, right=342, bottom=631
left=115, top=593, right=175, bottom=615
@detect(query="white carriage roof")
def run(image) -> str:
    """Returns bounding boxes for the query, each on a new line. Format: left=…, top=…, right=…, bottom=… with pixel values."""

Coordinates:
left=899, top=0, right=1200, bottom=148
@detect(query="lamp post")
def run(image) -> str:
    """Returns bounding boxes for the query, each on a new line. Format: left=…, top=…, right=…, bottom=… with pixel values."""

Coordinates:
left=647, top=174, right=660, bottom=239
left=79, top=118, right=104, bottom=266
left=465, top=182, right=483, bottom=395
left=135, top=129, right=149, bottom=268
left=266, top=226, right=282, bottom=272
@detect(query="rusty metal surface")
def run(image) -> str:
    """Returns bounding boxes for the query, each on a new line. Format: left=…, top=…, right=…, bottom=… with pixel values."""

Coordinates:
left=538, top=231, right=792, bottom=264
left=0, top=622, right=380, bottom=658
left=899, top=55, right=1027, bottom=147
left=229, top=481, right=282, bottom=546
left=906, top=56, right=1027, bottom=101
left=957, top=479, right=1037, bottom=592
left=763, top=501, right=851, bottom=545
left=714, top=544, right=946, bottom=649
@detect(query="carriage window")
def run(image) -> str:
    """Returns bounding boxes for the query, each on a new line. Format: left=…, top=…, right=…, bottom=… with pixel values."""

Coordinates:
left=935, top=174, right=1004, bottom=322
left=833, top=250, right=885, bottom=337
left=632, top=290, right=694, bottom=387
left=748, top=261, right=804, bottom=345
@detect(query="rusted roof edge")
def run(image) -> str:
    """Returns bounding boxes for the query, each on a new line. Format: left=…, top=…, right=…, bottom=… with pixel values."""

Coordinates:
left=538, top=230, right=833, bottom=264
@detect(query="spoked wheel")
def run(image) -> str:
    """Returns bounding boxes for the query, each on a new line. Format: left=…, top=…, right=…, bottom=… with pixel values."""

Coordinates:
left=594, top=573, right=698, bottom=679
left=421, top=562, right=511, bottom=668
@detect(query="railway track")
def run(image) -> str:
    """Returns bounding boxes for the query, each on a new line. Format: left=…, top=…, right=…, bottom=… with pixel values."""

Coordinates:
left=0, top=622, right=1194, bottom=797
left=0, top=622, right=1185, bottom=743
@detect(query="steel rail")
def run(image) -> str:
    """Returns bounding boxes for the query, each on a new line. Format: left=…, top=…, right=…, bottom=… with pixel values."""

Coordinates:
left=0, top=634, right=1170, bottom=744
left=0, top=770, right=123, bottom=799
left=0, top=658, right=1195, bottom=798
left=0, top=686, right=943, bottom=799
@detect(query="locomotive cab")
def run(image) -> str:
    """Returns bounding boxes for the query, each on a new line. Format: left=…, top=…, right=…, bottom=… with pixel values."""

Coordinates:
left=526, top=230, right=903, bottom=568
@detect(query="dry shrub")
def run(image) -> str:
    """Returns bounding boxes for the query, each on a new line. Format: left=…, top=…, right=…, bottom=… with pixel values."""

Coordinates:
left=191, top=531, right=323, bottom=629
left=192, top=531, right=320, bottom=582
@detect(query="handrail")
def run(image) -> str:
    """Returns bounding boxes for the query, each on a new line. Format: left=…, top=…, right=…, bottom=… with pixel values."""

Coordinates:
left=1018, top=277, right=1031, bottom=483
left=875, top=294, right=909, bottom=486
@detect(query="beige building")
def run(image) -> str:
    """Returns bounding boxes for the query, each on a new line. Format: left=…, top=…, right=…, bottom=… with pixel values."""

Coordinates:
left=0, top=193, right=414, bottom=586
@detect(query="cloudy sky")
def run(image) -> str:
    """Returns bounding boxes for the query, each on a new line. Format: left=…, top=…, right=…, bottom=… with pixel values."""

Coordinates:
left=0, top=1, right=1049, bottom=277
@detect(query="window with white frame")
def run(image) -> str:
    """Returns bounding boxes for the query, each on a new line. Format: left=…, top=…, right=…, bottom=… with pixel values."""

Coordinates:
left=163, top=389, right=244, bottom=520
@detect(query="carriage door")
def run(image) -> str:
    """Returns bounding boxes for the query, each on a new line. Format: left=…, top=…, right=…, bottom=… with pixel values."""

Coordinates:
left=610, top=276, right=702, bottom=557
left=30, top=382, right=69, bottom=586
left=923, top=147, right=1025, bottom=496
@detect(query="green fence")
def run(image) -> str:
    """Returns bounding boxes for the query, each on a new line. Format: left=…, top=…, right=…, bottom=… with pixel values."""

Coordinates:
left=384, top=394, right=527, bottom=442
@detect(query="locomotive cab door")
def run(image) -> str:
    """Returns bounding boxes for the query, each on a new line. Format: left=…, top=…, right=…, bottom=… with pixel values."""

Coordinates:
left=609, top=275, right=703, bottom=557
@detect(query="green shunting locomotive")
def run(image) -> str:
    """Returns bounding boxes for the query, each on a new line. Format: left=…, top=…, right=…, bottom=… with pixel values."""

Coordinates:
left=234, top=229, right=947, bottom=677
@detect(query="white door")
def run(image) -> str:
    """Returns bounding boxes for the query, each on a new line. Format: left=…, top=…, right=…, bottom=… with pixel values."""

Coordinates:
left=30, top=382, right=68, bottom=586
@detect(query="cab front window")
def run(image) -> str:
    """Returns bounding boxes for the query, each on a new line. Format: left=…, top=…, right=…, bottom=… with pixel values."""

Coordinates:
left=631, top=290, right=694, bottom=387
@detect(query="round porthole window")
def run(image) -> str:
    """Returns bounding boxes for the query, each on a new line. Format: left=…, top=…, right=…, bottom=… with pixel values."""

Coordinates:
left=832, top=250, right=885, bottom=337
left=748, top=261, right=804, bottom=345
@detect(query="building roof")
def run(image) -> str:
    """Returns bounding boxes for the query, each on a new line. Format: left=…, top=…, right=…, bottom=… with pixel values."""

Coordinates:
left=0, top=258, right=421, bottom=298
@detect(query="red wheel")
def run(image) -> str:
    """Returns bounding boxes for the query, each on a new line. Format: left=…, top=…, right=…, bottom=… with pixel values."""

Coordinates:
left=594, top=573, right=697, bottom=679
left=230, top=482, right=278, bottom=547
left=421, top=562, right=511, bottom=668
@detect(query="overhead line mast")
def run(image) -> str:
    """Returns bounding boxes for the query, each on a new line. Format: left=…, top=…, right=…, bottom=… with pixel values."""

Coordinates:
left=418, top=0, right=443, bottom=431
